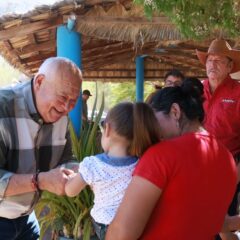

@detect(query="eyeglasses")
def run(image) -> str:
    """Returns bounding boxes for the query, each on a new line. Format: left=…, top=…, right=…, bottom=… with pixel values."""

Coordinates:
left=165, top=80, right=182, bottom=87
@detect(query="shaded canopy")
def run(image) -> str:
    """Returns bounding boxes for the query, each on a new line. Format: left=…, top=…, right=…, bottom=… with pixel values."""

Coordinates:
left=0, top=0, right=238, bottom=84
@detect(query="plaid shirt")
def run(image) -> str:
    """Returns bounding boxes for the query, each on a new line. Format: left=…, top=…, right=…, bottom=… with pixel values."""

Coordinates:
left=0, top=80, right=73, bottom=218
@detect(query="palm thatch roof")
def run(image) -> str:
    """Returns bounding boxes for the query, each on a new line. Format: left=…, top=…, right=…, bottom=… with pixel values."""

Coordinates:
left=0, top=0, right=238, bottom=83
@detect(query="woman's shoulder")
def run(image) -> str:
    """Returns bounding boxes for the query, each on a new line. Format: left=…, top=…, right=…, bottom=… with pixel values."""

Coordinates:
left=144, top=132, right=209, bottom=156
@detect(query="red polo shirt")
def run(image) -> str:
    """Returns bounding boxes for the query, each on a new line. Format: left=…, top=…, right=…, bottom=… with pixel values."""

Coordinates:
left=203, top=76, right=240, bottom=156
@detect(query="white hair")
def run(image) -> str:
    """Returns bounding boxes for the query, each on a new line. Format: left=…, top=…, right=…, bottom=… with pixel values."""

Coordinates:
left=34, top=57, right=82, bottom=85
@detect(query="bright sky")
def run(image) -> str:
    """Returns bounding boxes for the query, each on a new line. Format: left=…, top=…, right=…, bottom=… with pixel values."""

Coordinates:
left=0, top=0, right=60, bottom=16
left=0, top=0, right=62, bottom=86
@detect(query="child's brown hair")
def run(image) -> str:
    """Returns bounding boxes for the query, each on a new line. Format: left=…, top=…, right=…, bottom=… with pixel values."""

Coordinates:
left=104, top=102, right=160, bottom=157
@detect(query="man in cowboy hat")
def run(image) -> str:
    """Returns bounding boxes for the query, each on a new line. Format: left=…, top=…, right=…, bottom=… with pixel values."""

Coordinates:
left=196, top=38, right=240, bottom=239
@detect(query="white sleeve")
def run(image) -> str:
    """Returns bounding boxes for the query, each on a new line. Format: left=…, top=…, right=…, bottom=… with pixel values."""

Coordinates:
left=78, top=156, right=95, bottom=185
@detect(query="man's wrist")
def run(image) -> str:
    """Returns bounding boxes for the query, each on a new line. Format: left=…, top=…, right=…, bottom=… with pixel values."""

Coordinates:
left=37, top=172, right=45, bottom=191
left=31, top=171, right=40, bottom=192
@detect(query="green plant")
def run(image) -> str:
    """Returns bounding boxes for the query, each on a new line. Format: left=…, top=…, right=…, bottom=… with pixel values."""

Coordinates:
left=35, top=90, right=105, bottom=240
left=134, top=0, right=240, bottom=39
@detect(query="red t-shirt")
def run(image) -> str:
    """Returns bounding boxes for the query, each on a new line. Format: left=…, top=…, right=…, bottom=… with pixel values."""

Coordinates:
left=203, top=76, right=240, bottom=156
left=134, top=132, right=237, bottom=240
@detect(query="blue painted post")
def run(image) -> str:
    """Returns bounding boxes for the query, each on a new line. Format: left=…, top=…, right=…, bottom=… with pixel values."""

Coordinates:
left=57, top=25, right=82, bottom=137
left=135, top=56, right=144, bottom=102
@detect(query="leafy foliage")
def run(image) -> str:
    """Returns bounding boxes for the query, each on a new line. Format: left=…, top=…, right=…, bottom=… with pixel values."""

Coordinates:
left=134, top=0, right=240, bottom=39
left=35, top=89, right=104, bottom=240
left=104, top=82, right=155, bottom=108
left=83, top=81, right=155, bottom=111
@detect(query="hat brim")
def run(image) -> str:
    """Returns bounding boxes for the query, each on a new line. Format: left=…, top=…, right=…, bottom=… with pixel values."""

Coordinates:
left=196, top=49, right=240, bottom=74
left=196, top=50, right=207, bottom=66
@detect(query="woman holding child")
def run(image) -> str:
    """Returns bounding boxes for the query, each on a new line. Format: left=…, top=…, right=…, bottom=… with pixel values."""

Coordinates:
left=106, top=80, right=237, bottom=240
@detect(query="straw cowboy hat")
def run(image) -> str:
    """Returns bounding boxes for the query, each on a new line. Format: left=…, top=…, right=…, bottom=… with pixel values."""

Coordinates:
left=196, top=38, right=240, bottom=73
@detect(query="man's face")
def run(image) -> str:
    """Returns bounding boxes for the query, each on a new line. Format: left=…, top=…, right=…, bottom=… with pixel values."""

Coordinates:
left=164, top=76, right=183, bottom=87
left=82, top=94, right=90, bottom=101
left=206, top=54, right=233, bottom=83
left=35, top=75, right=80, bottom=123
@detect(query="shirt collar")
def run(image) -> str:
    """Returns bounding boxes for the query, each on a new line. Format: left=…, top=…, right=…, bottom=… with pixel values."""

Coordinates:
left=204, top=75, right=233, bottom=96
left=23, top=79, right=43, bottom=124
left=96, top=153, right=138, bottom=166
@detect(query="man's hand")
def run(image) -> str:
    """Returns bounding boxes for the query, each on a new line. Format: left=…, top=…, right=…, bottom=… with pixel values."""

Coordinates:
left=38, top=167, right=74, bottom=195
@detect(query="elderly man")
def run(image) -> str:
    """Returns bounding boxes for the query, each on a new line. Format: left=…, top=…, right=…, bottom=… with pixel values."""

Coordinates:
left=196, top=38, right=240, bottom=240
left=0, top=57, right=83, bottom=239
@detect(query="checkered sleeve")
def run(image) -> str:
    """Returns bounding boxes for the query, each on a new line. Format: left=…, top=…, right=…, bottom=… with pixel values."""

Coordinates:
left=57, top=128, right=75, bottom=166
left=0, top=127, right=13, bottom=199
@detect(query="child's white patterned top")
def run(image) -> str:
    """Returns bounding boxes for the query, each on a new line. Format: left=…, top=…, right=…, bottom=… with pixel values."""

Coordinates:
left=79, top=153, right=138, bottom=225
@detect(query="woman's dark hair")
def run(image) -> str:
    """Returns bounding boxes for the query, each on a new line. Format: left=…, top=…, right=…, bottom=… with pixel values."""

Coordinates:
left=105, top=102, right=160, bottom=157
left=151, top=77, right=204, bottom=122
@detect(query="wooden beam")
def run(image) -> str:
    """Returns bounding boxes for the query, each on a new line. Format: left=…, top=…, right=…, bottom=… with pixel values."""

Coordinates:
left=2, top=40, right=23, bottom=65
left=160, top=55, right=203, bottom=69
left=26, top=62, right=43, bottom=70
left=146, top=56, right=205, bottom=75
left=83, top=42, right=132, bottom=57
left=83, top=69, right=200, bottom=77
left=83, top=43, right=155, bottom=65
left=0, top=16, right=63, bottom=41
left=86, top=66, right=193, bottom=73
left=28, top=33, right=36, bottom=45
left=15, top=40, right=56, bottom=55
left=83, top=74, right=207, bottom=80
left=178, top=42, right=208, bottom=52
left=83, top=52, right=135, bottom=70
left=82, top=38, right=119, bottom=49
left=147, top=56, right=187, bottom=70
left=20, top=52, right=54, bottom=64
left=64, top=15, right=172, bottom=25
left=147, top=50, right=198, bottom=61
left=83, top=44, right=164, bottom=70
left=49, top=28, right=56, bottom=40
left=99, top=62, right=175, bottom=70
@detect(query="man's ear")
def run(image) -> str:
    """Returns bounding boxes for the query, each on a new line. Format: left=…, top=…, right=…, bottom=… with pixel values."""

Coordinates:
left=33, top=74, right=45, bottom=90
left=170, top=103, right=181, bottom=121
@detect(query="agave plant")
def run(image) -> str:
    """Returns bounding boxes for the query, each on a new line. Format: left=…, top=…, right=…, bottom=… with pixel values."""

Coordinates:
left=35, top=91, right=105, bottom=240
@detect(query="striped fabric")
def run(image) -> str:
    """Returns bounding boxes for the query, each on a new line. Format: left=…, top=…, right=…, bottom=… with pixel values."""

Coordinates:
left=0, top=80, right=73, bottom=219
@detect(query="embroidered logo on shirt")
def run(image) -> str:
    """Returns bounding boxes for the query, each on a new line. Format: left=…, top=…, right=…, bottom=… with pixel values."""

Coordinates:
left=222, top=99, right=235, bottom=103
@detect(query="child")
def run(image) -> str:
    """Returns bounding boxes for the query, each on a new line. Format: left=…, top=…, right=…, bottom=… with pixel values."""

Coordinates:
left=65, top=102, right=161, bottom=239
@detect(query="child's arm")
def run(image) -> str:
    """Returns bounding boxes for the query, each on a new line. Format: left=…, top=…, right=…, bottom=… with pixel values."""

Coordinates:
left=219, top=232, right=239, bottom=240
left=65, top=172, right=87, bottom=197
left=222, top=215, right=240, bottom=232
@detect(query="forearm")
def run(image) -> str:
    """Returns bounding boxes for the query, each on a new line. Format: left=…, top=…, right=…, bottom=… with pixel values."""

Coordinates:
left=5, top=172, right=50, bottom=197
left=222, top=215, right=240, bottom=232
left=5, top=167, right=74, bottom=197
left=5, top=174, right=35, bottom=196
left=65, top=173, right=86, bottom=197
left=220, top=232, right=239, bottom=240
